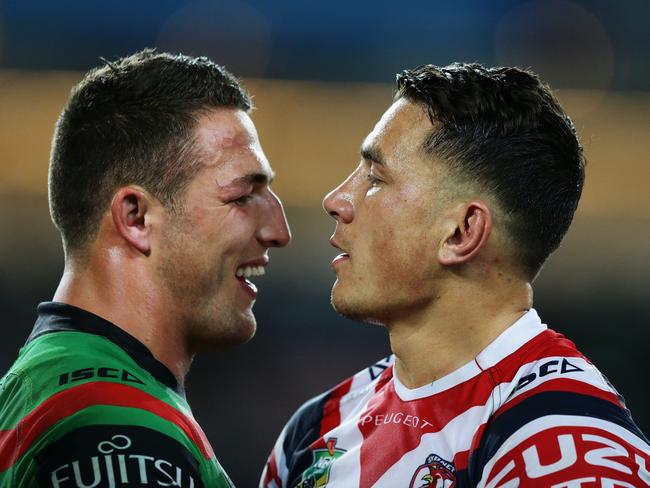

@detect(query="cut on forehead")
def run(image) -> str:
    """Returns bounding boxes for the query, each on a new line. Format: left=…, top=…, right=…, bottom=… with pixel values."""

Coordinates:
left=191, top=108, right=261, bottom=166
left=195, top=107, right=257, bottom=144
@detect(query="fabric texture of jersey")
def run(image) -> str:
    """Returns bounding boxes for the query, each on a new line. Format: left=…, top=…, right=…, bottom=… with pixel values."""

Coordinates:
left=0, top=302, right=235, bottom=488
left=261, top=309, right=650, bottom=488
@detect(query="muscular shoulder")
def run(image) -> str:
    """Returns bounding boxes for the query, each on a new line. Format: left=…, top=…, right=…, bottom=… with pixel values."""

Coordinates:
left=10, top=331, right=148, bottom=394
left=473, top=410, right=650, bottom=486
left=284, top=355, right=394, bottom=444
left=22, top=423, right=207, bottom=487
left=262, top=356, right=394, bottom=487
left=471, top=329, right=650, bottom=486
left=492, top=328, right=624, bottom=411
left=0, top=333, right=227, bottom=487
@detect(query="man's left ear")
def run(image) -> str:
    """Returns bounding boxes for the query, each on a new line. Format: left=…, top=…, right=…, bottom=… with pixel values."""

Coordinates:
left=110, top=186, right=155, bottom=256
left=438, top=201, right=492, bottom=266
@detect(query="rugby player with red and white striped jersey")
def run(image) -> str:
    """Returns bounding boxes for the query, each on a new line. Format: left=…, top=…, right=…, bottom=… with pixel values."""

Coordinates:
left=261, top=63, right=650, bottom=487
left=261, top=310, right=650, bottom=487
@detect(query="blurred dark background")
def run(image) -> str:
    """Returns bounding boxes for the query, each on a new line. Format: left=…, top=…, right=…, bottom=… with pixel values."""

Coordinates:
left=0, top=1, right=648, bottom=486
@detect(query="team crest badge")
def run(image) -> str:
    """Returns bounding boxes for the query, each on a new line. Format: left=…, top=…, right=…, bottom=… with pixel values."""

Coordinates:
left=297, top=437, right=346, bottom=488
left=409, top=453, right=456, bottom=488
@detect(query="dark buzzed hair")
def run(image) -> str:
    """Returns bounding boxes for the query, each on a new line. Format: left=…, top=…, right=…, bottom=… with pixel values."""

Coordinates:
left=49, top=49, right=252, bottom=252
left=396, top=63, right=585, bottom=278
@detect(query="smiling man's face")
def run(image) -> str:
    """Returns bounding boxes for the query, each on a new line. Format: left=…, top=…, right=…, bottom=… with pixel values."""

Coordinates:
left=157, top=108, right=291, bottom=350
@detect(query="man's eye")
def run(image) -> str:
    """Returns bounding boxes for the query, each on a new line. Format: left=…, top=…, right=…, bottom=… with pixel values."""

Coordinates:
left=366, top=173, right=382, bottom=186
left=233, top=195, right=254, bottom=206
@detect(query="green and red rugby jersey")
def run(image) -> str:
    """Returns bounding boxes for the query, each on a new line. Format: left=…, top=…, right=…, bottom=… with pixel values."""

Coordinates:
left=0, top=302, right=235, bottom=487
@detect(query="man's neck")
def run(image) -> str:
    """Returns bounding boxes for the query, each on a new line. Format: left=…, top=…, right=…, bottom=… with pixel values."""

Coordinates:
left=388, top=277, right=533, bottom=390
left=53, top=257, right=193, bottom=385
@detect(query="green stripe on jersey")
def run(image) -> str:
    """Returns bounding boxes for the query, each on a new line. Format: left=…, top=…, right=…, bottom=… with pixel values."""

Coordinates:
left=1, top=331, right=191, bottom=430
left=3, top=405, right=231, bottom=487
left=0, top=330, right=234, bottom=487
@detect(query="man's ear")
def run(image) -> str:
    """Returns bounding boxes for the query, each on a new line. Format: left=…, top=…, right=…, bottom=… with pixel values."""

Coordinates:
left=438, top=201, right=492, bottom=266
left=110, top=186, right=153, bottom=255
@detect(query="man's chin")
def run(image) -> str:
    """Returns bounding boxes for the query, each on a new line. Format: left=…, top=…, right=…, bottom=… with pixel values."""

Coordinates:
left=331, top=291, right=386, bottom=326
left=189, top=312, right=257, bottom=352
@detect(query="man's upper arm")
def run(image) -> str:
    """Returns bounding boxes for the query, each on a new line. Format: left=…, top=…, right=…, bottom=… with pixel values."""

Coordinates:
left=260, top=391, right=331, bottom=488
left=1, top=377, right=231, bottom=488
left=474, top=391, right=650, bottom=487
left=31, top=422, right=206, bottom=487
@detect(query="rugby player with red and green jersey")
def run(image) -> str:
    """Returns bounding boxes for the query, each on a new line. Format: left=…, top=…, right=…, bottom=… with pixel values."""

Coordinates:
left=0, top=302, right=235, bottom=487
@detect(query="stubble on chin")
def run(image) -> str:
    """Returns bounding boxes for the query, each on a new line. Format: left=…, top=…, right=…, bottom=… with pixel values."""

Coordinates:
left=330, top=284, right=387, bottom=327
left=186, top=307, right=257, bottom=353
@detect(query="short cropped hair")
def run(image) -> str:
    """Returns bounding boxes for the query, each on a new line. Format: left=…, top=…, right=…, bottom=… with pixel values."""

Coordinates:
left=49, top=49, right=252, bottom=252
left=395, top=63, right=585, bottom=278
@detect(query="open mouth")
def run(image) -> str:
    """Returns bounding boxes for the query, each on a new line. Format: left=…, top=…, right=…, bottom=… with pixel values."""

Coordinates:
left=235, top=265, right=265, bottom=300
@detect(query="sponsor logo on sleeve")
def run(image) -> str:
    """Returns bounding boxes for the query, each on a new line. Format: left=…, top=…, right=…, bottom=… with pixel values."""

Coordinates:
left=483, top=426, right=650, bottom=487
left=367, top=356, right=393, bottom=381
left=513, top=358, right=584, bottom=393
left=57, top=367, right=145, bottom=387
left=35, top=425, right=204, bottom=487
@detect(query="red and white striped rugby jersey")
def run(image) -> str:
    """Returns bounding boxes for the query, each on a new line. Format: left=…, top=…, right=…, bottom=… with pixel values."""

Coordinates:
left=261, top=310, right=650, bottom=487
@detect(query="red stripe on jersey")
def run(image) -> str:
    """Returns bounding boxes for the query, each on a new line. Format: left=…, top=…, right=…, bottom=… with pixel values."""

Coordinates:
left=374, top=366, right=394, bottom=392
left=492, top=329, right=587, bottom=379
left=495, top=378, right=625, bottom=420
left=452, top=379, right=624, bottom=473
left=355, top=331, right=591, bottom=488
left=453, top=449, right=471, bottom=472
left=262, top=449, right=282, bottom=488
left=453, top=420, right=491, bottom=472
left=483, top=425, right=650, bottom=486
left=0, top=381, right=214, bottom=471
left=319, top=377, right=354, bottom=437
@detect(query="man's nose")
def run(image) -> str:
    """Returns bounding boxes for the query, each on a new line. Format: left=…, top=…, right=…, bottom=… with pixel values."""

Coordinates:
left=259, top=189, right=292, bottom=248
left=323, top=176, right=354, bottom=224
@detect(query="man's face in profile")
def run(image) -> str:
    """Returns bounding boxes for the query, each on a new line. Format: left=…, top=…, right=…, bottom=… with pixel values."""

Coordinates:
left=157, top=108, right=291, bottom=351
left=323, top=98, right=459, bottom=325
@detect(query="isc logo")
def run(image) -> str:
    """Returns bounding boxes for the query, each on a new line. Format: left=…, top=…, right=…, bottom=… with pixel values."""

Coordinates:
left=58, top=367, right=145, bottom=386
left=486, top=428, right=650, bottom=487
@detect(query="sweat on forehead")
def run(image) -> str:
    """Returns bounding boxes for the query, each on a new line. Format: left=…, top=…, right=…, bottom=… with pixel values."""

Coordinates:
left=363, top=100, right=437, bottom=155
left=195, top=121, right=253, bottom=149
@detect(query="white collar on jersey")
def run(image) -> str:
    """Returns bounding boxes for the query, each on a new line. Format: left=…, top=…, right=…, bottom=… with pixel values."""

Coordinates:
left=393, top=308, right=548, bottom=401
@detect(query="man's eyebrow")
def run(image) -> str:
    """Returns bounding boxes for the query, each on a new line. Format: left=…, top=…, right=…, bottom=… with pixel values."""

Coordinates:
left=360, top=145, right=386, bottom=166
left=221, top=171, right=275, bottom=189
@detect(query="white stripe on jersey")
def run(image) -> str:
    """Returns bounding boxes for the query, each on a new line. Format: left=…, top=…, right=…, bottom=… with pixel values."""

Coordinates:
left=275, top=427, right=289, bottom=485
left=475, top=309, right=547, bottom=370
left=340, top=358, right=392, bottom=421
left=324, top=375, right=379, bottom=488
left=259, top=422, right=288, bottom=487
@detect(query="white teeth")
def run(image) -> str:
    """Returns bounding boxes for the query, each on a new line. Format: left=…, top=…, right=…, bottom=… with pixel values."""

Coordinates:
left=236, top=265, right=266, bottom=278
